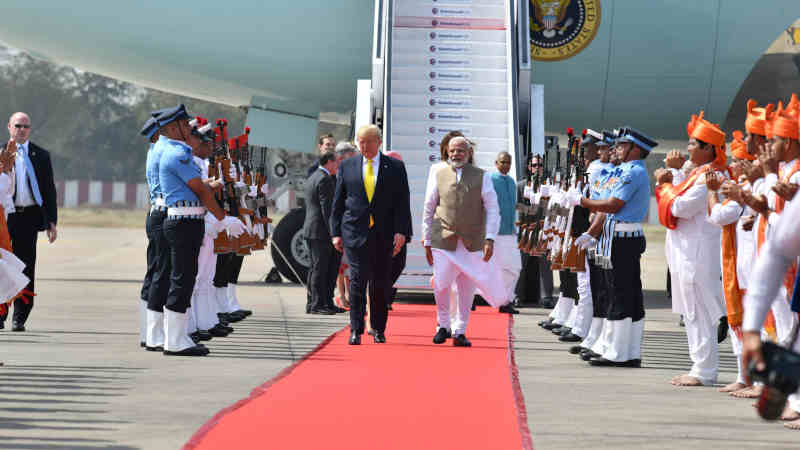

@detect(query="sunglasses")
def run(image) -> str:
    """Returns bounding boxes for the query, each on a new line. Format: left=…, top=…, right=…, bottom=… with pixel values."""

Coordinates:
left=13, top=124, right=31, bottom=129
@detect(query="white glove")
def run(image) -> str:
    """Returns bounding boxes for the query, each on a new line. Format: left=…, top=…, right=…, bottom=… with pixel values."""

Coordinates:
left=235, top=181, right=247, bottom=189
left=228, top=165, right=238, bottom=180
left=204, top=214, right=220, bottom=238
left=564, top=187, right=583, bottom=207
left=523, top=184, right=533, bottom=200
left=222, top=216, right=246, bottom=238
left=248, top=185, right=258, bottom=197
left=260, top=183, right=270, bottom=195
left=539, top=185, right=550, bottom=197
left=575, top=233, right=597, bottom=250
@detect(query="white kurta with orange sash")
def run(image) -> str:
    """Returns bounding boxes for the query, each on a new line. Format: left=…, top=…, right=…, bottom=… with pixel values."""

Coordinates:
left=657, top=164, right=726, bottom=384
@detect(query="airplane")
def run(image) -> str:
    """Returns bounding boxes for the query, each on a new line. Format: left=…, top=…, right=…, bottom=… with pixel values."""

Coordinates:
left=0, top=0, right=796, bottom=149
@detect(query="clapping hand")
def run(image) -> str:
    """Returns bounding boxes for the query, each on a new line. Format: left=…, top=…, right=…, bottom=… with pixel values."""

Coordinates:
left=759, top=145, right=780, bottom=175
left=705, top=172, right=722, bottom=191
left=773, top=182, right=799, bottom=201
left=720, top=182, right=742, bottom=203
left=654, top=168, right=673, bottom=185
left=664, top=150, right=685, bottom=170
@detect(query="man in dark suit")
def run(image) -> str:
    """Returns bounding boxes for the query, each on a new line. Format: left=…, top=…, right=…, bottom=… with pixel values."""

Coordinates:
left=306, top=133, right=337, bottom=177
left=330, top=125, right=411, bottom=345
left=302, top=152, right=341, bottom=315
left=1, top=112, right=58, bottom=331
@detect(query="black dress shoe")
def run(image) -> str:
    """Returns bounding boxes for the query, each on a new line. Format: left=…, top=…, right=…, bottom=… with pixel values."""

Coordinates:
left=11, top=323, right=25, bottom=332
left=433, top=328, right=451, bottom=344
left=373, top=332, right=386, bottom=343
left=453, top=334, right=472, bottom=347
left=195, top=329, right=214, bottom=341
left=679, top=315, right=685, bottom=327
left=542, top=297, right=556, bottom=308
left=538, top=318, right=554, bottom=327
left=217, top=313, right=231, bottom=324
left=542, top=322, right=560, bottom=330
left=226, top=311, right=245, bottom=322
left=717, top=316, right=728, bottom=344
left=140, top=341, right=146, bottom=348
left=589, top=358, right=641, bottom=368
left=559, top=332, right=582, bottom=342
left=311, top=308, right=336, bottom=315
left=208, top=325, right=230, bottom=337
left=555, top=327, right=572, bottom=336
left=164, top=345, right=210, bottom=356
left=499, top=304, right=520, bottom=314
left=580, top=350, right=600, bottom=361
left=333, top=306, right=347, bottom=314
left=568, top=345, right=584, bottom=354
left=348, top=331, right=361, bottom=345
left=146, top=345, right=164, bottom=352
left=235, top=309, right=253, bottom=317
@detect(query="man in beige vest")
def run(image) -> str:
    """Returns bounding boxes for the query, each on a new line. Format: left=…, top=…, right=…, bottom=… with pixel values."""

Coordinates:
left=422, top=137, right=504, bottom=347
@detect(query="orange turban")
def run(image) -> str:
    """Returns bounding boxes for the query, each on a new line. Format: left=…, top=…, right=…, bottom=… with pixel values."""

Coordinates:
left=768, top=102, right=799, bottom=140
left=787, top=93, right=799, bottom=117
left=729, top=130, right=754, bottom=161
left=687, top=111, right=727, bottom=167
left=745, top=99, right=769, bottom=136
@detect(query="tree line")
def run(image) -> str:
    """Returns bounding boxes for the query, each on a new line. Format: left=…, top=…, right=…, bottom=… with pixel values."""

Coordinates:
left=0, top=52, right=246, bottom=182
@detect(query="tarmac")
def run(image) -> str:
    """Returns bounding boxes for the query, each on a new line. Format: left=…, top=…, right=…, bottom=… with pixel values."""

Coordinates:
left=0, top=226, right=797, bottom=449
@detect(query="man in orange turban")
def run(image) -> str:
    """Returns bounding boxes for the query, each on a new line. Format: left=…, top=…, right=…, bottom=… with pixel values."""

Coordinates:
left=654, top=111, right=727, bottom=387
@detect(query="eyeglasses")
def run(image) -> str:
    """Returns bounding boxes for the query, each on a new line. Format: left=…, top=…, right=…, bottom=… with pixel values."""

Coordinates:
left=13, top=124, right=30, bottom=129
left=530, top=163, right=543, bottom=167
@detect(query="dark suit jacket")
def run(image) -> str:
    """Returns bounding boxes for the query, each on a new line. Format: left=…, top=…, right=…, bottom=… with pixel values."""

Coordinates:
left=302, top=167, right=335, bottom=240
left=10, top=141, right=58, bottom=231
left=330, top=153, right=411, bottom=248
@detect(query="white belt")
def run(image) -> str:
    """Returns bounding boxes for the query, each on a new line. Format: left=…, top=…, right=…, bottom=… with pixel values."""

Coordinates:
left=613, top=222, right=642, bottom=232
left=167, top=206, right=206, bottom=217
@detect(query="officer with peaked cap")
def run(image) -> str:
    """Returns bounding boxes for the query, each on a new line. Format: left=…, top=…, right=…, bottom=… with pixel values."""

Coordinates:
left=139, top=115, right=162, bottom=348
left=564, top=127, right=655, bottom=367
left=155, top=104, right=246, bottom=356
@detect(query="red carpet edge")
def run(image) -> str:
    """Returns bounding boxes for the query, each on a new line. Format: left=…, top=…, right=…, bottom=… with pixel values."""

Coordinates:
left=508, top=314, right=534, bottom=450
left=182, top=326, right=346, bottom=450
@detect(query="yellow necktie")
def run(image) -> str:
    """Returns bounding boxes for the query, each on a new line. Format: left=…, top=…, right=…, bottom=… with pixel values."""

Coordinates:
left=365, top=159, right=375, bottom=227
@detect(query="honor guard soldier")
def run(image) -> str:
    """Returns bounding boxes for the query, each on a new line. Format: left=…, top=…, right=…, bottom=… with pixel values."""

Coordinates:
left=565, top=127, right=655, bottom=367
left=141, top=109, right=174, bottom=352
left=156, top=105, right=246, bottom=356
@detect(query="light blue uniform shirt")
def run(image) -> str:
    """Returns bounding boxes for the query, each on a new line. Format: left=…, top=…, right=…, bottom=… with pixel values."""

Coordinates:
left=607, top=159, right=650, bottom=223
left=490, top=172, right=516, bottom=235
left=590, top=165, right=619, bottom=200
left=157, top=136, right=201, bottom=207
left=145, top=142, right=162, bottom=202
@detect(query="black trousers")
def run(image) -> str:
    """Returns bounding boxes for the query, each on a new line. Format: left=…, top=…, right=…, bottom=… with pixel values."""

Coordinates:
left=345, top=229, right=391, bottom=334
left=1, top=206, right=42, bottom=324
left=306, top=238, right=340, bottom=311
left=604, top=236, right=646, bottom=322
left=559, top=270, right=579, bottom=303
left=389, top=244, right=407, bottom=304
left=140, top=211, right=157, bottom=301
left=213, top=253, right=244, bottom=288
left=539, top=256, right=554, bottom=299
left=163, top=218, right=204, bottom=314
left=515, top=251, right=541, bottom=305
left=146, top=210, right=170, bottom=313
left=589, top=259, right=609, bottom=318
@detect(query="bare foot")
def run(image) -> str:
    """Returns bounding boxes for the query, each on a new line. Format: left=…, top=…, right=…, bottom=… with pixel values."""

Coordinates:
left=718, top=382, right=748, bottom=393
left=781, top=404, right=800, bottom=421
left=671, top=374, right=705, bottom=386
left=784, top=418, right=800, bottom=430
left=731, top=385, right=763, bottom=398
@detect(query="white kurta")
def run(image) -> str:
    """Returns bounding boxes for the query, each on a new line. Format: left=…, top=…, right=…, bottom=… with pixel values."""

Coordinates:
left=668, top=166, right=726, bottom=384
left=422, top=165, right=503, bottom=334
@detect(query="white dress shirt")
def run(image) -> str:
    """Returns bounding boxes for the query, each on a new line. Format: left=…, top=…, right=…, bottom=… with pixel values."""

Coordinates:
left=14, top=140, right=36, bottom=207
left=422, top=164, right=500, bottom=247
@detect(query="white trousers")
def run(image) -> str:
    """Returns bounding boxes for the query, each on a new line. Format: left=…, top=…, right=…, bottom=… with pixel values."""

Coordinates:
left=494, top=235, right=522, bottom=305
left=571, top=258, right=593, bottom=338
left=146, top=310, right=165, bottom=348
left=599, top=318, right=644, bottom=362
left=432, top=240, right=506, bottom=307
left=549, top=295, right=574, bottom=325
left=227, top=283, right=243, bottom=312
left=192, top=235, right=220, bottom=330
left=434, top=273, right=475, bottom=336
left=139, top=300, right=148, bottom=343
left=728, top=327, right=746, bottom=385
left=771, top=287, right=798, bottom=348
left=581, top=318, right=604, bottom=350
left=683, top=299, right=719, bottom=385
left=590, top=319, right=609, bottom=355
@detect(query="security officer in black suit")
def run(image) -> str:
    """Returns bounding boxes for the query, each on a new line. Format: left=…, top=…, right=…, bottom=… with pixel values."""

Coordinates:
left=1, top=112, right=58, bottom=331
left=303, top=152, right=342, bottom=314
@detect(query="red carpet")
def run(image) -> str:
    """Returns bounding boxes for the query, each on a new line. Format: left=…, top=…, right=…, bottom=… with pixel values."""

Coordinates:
left=184, top=304, right=532, bottom=450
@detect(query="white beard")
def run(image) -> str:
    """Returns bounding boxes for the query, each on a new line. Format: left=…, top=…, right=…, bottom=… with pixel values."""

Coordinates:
left=449, top=159, right=466, bottom=169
